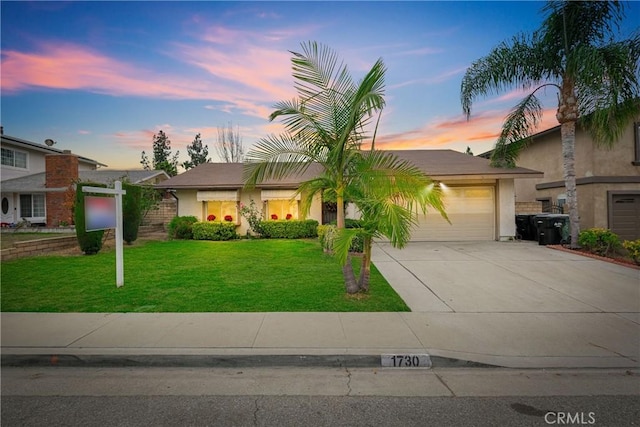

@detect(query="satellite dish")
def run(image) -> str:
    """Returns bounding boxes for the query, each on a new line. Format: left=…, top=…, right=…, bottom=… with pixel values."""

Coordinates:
left=44, top=138, right=56, bottom=146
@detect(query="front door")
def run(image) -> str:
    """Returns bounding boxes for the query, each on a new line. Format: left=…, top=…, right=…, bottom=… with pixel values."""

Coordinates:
left=1, top=193, right=15, bottom=224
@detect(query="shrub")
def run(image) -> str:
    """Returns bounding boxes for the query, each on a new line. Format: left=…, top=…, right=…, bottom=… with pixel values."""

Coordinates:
left=74, top=182, right=106, bottom=255
left=622, top=239, right=640, bottom=265
left=317, top=224, right=364, bottom=253
left=260, top=219, right=319, bottom=239
left=167, top=216, right=198, bottom=240
left=239, top=199, right=263, bottom=236
left=577, top=228, right=621, bottom=257
left=122, top=183, right=141, bottom=244
left=192, top=222, right=238, bottom=241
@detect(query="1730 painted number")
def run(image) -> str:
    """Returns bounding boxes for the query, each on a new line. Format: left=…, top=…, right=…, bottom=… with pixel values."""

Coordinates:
left=381, top=354, right=431, bottom=368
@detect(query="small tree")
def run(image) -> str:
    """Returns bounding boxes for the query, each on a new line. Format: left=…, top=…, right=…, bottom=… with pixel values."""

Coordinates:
left=216, top=122, right=244, bottom=163
left=182, top=133, right=210, bottom=170
left=122, top=183, right=142, bottom=244
left=74, top=182, right=106, bottom=255
left=141, top=130, right=180, bottom=176
left=139, top=184, right=163, bottom=224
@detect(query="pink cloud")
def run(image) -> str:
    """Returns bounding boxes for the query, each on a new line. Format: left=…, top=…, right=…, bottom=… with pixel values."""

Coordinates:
left=1, top=40, right=293, bottom=119
left=372, top=107, right=558, bottom=152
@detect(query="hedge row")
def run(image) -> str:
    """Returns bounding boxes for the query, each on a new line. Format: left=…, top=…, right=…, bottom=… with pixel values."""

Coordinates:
left=167, top=216, right=318, bottom=240
left=260, top=219, right=319, bottom=239
left=192, top=222, right=238, bottom=241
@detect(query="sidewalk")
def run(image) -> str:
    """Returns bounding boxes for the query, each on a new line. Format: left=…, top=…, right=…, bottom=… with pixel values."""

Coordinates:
left=2, top=242, right=639, bottom=369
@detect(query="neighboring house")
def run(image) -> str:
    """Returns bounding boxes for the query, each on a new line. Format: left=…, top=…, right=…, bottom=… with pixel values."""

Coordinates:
left=155, top=149, right=542, bottom=241
left=1, top=132, right=170, bottom=226
left=484, top=119, right=640, bottom=241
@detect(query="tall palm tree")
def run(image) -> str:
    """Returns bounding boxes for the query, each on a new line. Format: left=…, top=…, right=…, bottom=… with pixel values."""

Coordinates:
left=461, top=0, right=640, bottom=247
left=244, top=41, right=386, bottom=294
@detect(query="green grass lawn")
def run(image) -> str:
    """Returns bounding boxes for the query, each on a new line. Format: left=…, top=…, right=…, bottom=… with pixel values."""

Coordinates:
left=1, top=239, right=409, bottom=312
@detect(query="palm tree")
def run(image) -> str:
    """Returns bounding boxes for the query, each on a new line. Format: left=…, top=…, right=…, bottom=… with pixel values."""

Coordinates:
left=244, top=41, right=386, bottom=294
left=332, top=149, right=447, bottom=292
left=461, top=0, right=640, bottom=247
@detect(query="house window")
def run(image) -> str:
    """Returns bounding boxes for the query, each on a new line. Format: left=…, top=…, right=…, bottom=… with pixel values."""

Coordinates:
left=206, top=200, right=238, bottom=222
left=19, top=194, right=45, bottom=218
left=1, top=147, right=27, bottom=169
left=266, top=199, right=299, bottom=220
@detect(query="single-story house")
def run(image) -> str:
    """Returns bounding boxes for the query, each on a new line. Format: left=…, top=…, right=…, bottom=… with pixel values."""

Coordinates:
left=1, top=132, right=170, bottom=226
left=481, top=118, right=640, bottom=241
left=155, top=149, right=542, bottom=241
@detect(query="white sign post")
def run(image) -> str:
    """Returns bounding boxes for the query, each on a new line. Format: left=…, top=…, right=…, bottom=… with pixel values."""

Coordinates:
left=82, top=180, right=127, bottom=287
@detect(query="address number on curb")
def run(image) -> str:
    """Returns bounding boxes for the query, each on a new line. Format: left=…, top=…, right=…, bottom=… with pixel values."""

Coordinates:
left=381, top=354, right=432, bottom=368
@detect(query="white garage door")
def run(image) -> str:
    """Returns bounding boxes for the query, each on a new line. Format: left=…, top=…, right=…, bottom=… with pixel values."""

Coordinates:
left=411, top=186, right=495, bottom=241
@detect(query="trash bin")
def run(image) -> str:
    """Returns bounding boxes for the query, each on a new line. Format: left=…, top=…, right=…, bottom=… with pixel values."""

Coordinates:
left=516, top=214, right=537, bottom=240
left=535, top=214, right=570, bottom=245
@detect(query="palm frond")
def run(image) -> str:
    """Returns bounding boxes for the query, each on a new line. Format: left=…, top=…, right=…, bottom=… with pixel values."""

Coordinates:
left=461, top=33, right=549, bottom=118
left=243, top=134, right=319, bottom=186
left=490, top=92, right=544, bottom=168
left=572, top=34, right=640, bottom=146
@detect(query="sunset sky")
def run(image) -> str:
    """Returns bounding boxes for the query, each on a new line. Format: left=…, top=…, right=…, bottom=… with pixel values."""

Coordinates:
left=2, top=1, right=638, bottom=170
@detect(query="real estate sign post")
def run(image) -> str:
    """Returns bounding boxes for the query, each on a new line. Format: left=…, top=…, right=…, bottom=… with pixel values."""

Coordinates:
left=82, top=181, right=127, bottom=287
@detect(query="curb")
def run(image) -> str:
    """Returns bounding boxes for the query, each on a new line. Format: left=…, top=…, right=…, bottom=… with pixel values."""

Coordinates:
left=1, top=354, right=499, bottom=369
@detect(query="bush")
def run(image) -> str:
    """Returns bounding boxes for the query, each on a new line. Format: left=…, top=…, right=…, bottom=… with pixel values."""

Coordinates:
left=622, top=239, right=640, bottom=265
left=577, top=228, right=621, bottom=257
left=122, top=183, right=141, bottom=244
left=259, top=219, right=319, bottom=239
left=74, top=182, right=106, bottom=255
left=167, top=216, right=198, bottom=240
left=192, top=222, right=238, bottom=241
left=317, top=224, right=364, bottom=253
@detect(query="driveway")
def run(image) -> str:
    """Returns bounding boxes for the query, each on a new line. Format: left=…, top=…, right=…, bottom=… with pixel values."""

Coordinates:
left=372, top=240, right=640, bottom=316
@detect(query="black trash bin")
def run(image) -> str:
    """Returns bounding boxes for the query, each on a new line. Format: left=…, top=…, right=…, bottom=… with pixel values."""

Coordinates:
left=516, top=214, right=537, bottom=240
left=535, top=214, right=570, bottom=245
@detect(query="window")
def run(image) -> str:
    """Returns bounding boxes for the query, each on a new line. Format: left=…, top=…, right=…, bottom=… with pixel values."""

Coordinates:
left=19, top=194, right=45, bottom=218
left=206, top=200, right=238, bottom=222
left=266, top=199, right=299, bottom=220
left=1, top=147, right=27, bottom=169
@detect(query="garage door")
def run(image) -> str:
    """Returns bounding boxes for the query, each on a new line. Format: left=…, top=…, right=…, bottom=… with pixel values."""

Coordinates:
left=611, top=194, right=640, bottom=241
left=411, top=186, right=495, bottom=241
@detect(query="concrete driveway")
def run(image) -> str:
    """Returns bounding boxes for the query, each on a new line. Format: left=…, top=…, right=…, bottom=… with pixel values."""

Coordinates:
left=371, top=241, right=640, bottom=367
left=373, top=240, right=639, bottom=315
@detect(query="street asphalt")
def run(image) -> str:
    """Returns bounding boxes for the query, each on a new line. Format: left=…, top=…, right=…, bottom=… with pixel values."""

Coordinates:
left=2, top=241, right=638, bottom=369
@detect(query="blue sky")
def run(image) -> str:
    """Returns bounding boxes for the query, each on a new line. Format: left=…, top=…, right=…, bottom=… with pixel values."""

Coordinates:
left=2, top=1, right=638, bottom=170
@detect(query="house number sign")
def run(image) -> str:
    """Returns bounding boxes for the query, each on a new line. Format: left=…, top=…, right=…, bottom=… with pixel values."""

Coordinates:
left=381, top=354, right=432, bottom=368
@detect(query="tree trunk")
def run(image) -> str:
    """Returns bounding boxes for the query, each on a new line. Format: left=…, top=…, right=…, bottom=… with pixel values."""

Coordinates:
left=561, top=122, right=581, bottom=248
left=358, top=235, right=372, bottom=292
left=337, top=192, right=358, bottom=294
left=556, top=78, right=580, bottom=248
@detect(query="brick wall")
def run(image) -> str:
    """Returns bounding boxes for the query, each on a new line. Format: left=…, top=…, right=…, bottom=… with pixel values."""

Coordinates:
left=515, top=201, right=543, bottom=214
left=45, top=152, right=78, bottom=226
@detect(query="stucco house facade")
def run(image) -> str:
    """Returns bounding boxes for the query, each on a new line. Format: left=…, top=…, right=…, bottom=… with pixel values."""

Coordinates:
left=156, top=149, right=542, bottom=241
left=498, top=119, right=640, bottom=241
left=1, top=132, right=169, bottom=227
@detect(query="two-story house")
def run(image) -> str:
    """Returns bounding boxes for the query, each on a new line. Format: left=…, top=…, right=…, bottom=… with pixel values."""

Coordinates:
left=1, top=130, right=170, bottom=227
left=504, top=119, right=640, bottom=241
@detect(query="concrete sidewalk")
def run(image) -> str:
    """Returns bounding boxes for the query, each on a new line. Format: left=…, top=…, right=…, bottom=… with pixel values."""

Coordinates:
left=2, top=241, right=639, bottom=369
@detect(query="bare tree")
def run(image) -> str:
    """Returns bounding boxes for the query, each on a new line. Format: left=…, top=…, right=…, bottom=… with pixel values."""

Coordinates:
left=216, top=122, right=244, bottom=163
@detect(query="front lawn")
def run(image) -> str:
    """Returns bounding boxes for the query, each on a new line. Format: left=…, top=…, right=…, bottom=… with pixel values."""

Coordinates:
left=1, top=239, right=409, bottom=312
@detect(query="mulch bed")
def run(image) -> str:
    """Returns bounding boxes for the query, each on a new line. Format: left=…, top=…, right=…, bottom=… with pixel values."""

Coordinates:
left=547, top=245, right=640, bottom=270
